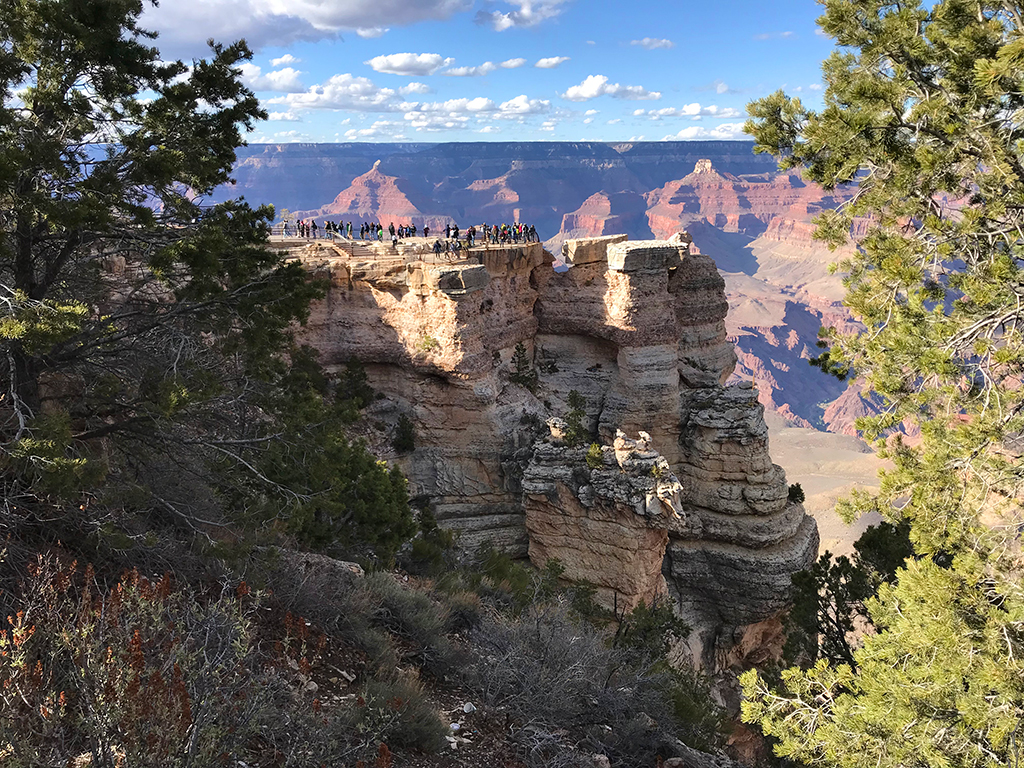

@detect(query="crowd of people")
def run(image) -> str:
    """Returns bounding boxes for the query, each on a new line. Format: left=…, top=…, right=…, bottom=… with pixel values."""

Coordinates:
left=280, top=219, right=541, bottom=249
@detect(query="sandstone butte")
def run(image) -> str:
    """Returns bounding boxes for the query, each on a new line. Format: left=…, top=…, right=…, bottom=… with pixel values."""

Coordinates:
left=291, top=231, right=819, bottom=677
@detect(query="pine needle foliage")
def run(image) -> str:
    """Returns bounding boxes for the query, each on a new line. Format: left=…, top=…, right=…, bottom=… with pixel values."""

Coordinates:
left=742, top=2, right=1024, bottom=764
left=0, top=0, right=413, bottom=566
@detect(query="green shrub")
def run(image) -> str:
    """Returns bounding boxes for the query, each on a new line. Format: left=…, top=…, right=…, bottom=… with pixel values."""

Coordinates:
left=336, top=358, right=375, bottom=420
left=563, top=390, right=591, bottom=447
left=393, top=414, right=416, bottom=453
left=509, top=341, right=538, bottom=391
left=442, top=590, right=484, bottom=632
left=363, top=573, right=457, bottom=679
left=613, top=596, right=690, bottom=657
left=788, top=482, right=805, bottom=503
left=417, top=335, right=440, bottom=353
left=585, top=442, right=604, bottom=469
left=347, top=675, right=448, bottom=754
left=400, top=508, right=458, bottom=577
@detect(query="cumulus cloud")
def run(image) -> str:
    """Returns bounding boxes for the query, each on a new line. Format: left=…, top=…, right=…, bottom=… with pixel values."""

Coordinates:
left=561, top=74, right=661, bottom=102
left=269, top=73, right=401, bottom=110
left=634, top=103, right=742, bottom=120
left=496, top=94, right=551, bottom=117
left=142, top=0, right=472, bottom=56
left=584, top=109, right=598, bottom=116
left=475, top=0, right=570, bottom=31
left=809, top=83, right=823, bottom=91
left=501, top=58, right=528, bottom=69
left=663, top=122, right=748, bottom=140
left=271, top=54, right=300, bottom=67
left=356, top=27, right=389, bottom=38
left=344, top=119, right=407, bottom=139
left=267, top=110, right=302, bottom=121
left=754, top=31, right=795, bottom=40
left=535, top=56, right=570, bottom=68
left=399, top=82, right=432, bottom=95
left=239, top=63, right=305, bottom=92
left=479, top=125, right=501, bottom=133
left=631, top=37, right=674, bottom=50
left=445, top=61, right=498, bottom=77
left=366, top=52, right=454, bottom=76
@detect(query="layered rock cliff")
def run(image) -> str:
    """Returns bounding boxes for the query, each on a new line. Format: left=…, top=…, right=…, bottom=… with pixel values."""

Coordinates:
left=216, top=142, right=880, bottom=434
left=294, top=233, right=818, bottom=668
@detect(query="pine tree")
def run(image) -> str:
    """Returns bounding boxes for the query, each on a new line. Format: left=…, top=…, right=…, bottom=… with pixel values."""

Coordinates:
left=0, top=0, right=413, bottom=564
left=741, top=2, right=1024, bottom=764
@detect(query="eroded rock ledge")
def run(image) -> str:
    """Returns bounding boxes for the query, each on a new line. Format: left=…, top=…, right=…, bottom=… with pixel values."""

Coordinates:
left=295, top=234, right=818, bottom=666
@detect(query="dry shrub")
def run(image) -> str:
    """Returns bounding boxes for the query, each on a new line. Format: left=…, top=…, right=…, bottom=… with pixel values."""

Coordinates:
left=0, top=557, right=274, bottom=767
left=467, top=598, right=687, bottom=768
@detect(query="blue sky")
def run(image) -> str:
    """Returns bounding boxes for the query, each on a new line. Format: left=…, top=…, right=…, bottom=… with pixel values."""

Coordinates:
left=142, top=0, right=834, bottom=143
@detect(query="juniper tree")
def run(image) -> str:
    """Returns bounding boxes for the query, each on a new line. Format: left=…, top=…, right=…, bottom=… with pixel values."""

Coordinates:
left=0, top=0, right=413, bottom=566
left=741, top=1, right=1024, bottom=764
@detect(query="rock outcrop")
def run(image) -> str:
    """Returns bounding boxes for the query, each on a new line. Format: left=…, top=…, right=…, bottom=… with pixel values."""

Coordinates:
left=294, top=232, right=818, bottom=667
left=523, top=428, right=683, bottom=612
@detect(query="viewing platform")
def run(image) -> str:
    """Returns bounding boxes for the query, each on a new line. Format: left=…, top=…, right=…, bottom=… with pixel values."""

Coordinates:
left=269, top=234, right=548, bottom=297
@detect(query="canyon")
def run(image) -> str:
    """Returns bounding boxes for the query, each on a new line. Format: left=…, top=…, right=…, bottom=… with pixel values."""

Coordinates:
left=218, top=141, right=872, bottom=434
left=292, top=233, right=819, bottom=678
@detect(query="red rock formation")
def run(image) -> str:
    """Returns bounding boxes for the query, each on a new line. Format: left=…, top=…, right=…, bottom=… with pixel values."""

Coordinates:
left=298, top=161, right=443, bottom=228
left=551, top=191, right=654, bottom=250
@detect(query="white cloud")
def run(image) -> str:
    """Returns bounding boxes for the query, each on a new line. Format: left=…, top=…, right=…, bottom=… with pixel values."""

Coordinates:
left=410, top=96, right=496, bottom=113
left=475, top=0, right=570, bottom=30
left=406, top=113, right=471, bottom=131
left=445, top=61, right=498, bottom=77
left=142, top=0, right=472, bottom=56
left=754, top=31, right=795, bottom=40
left=356, top=27, right=389, bottom=38
left=267, top=110, right=302, bottom=121
left=631, top=37, right=674, bottom=50
left=535, top=56, right=570, bottom=69
left=582, top=117, right=594, bottom=124
left=239, top=63, right=305, bottom=92
left=269, top=73, right=401, bottom=110
left=479, top=125, right=501, bottom=133
left=271, top=54, right=300, bottom=67
left=584, top=109, right=598, bottom=116
left=809, top=83, right=823, bottom=91
left=496, top=94, right=551, bottom=117
left=663, top=122, right=748, bottom=140
left=561, top=74, right=661, bottom=102
left=366, top=52, right=454, bottom=76
left=635, top=103, right=742, bottom=120
left=399, top=82, right=432, bottom=95
left=501, top=58, right=528, bottom=69
left=607, top=118, right=622, bottom=125
left=344, top=119, right=407, bottom=139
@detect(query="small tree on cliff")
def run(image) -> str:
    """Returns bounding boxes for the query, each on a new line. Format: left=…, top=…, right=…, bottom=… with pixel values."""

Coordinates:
left=741, top=1, right=1024, bottom=764
left=0, top=0, right=412, bottom=565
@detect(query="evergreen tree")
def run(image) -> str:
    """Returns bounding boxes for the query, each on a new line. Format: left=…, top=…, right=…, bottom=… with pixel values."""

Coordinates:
left=741, top=1, right=1024, bottom=764
left=0, top=0, right=412, bottom=566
